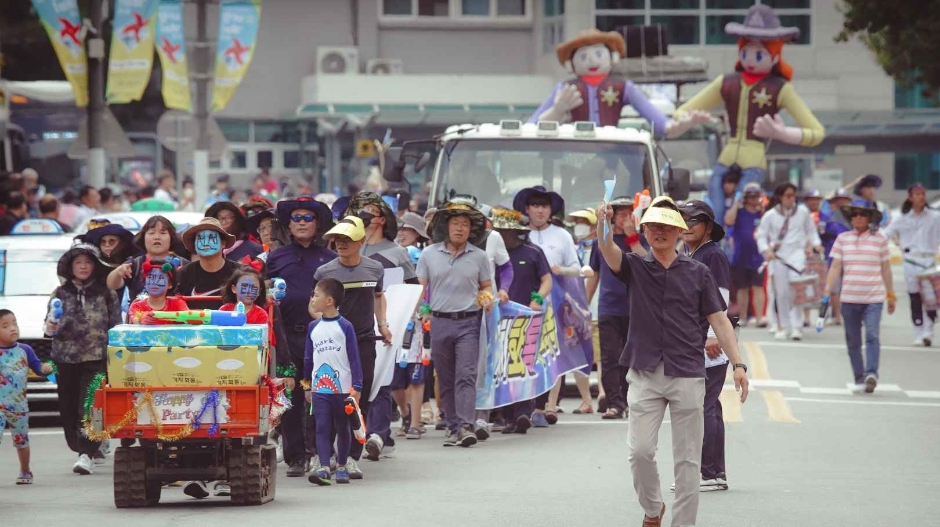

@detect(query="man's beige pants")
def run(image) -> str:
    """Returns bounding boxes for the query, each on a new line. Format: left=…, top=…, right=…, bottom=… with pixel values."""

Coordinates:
left=627, top=362, right=706, bottom=527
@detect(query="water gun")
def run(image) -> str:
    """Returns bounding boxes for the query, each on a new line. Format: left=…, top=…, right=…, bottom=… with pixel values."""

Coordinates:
left=271, top=278, right=287, bottom=302
left=152, top=306, right=247, bottom=326
left=421, top=319, right=432, bottom=366
left=633, top=189, right=651, bottom=227
left=399, top=320, right=416, bottom=368
left=816, top=296, right=830, bottom=333
left=344, top=396, right=368, bottom=444
left=46, top=298, right=63, bottom=335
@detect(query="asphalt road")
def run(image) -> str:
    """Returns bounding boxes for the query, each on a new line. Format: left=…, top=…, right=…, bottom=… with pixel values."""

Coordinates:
left=4, top=273, right=939, bottom=526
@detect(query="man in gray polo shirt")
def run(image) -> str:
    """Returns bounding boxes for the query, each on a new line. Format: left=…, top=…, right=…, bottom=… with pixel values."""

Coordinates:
left=596, top=196, right=749, bottom=527
left=417, top=201, right=494, bottom=448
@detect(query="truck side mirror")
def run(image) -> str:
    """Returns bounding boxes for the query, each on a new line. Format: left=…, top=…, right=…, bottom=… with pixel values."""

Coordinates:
left=382, top=146, right=405, bottom=183
left=413, top=152, right=431, bottom=174
left=668, top=167, right=691, bottom=201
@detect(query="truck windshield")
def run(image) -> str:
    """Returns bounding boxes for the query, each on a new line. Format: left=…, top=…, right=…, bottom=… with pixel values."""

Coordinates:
left=434, top=139, right=653, bottom=212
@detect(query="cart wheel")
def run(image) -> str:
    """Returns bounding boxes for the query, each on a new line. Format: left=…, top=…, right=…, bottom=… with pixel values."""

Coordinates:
left=228, top=444, right=276, bottom=505
left=114, top=447, right=150, bottom=508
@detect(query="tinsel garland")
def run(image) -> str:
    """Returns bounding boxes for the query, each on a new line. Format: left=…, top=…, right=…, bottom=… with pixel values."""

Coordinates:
left=276, top=363, right=297, bottom=377
left=83, top=389, right=224, bottom=443
left=83, top=372, right=107, bottom=420
left=43, top=360, right=58, bottom=376
left=418, top=302, right=432, bottom=316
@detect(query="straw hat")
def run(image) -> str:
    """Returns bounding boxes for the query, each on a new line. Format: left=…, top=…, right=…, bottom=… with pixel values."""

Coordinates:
left=182, top=217, right=236, bottom=253
left=490, top=207, right=530, bottom=232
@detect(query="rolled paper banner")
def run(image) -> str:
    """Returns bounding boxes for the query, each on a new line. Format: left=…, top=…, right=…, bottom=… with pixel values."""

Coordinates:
left=603, top=179, right=616, bottom=239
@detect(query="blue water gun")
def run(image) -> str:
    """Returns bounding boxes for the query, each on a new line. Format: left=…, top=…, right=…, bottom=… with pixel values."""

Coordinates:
left=816, top=296, right=830, bottom=333
left=271, top=278, right=287, bottom=302
left=399, top=320, right=416, bottom=368
left=46, top=298, right=63, bottom=336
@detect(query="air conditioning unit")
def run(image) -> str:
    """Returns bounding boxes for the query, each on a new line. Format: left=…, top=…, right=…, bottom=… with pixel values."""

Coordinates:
left=366, top=58, right=404, bottom=75
left=316, top=46, right=360, bottom=75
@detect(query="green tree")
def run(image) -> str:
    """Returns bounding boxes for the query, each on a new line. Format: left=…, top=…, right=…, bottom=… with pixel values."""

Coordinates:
left=837, top=0, right=940, bottom=102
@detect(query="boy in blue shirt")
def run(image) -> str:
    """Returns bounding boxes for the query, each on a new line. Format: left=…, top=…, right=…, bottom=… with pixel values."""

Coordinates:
left=303, top=278, right=363, bottom=486
left=1, top=310, right=54, bottom=484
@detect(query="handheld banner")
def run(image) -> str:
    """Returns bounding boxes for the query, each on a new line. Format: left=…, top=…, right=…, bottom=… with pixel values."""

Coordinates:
left=475, top=275, right=592, bottom=410
left=107, top=0, right=159, bottom=103
left=155, top=0, right=191, bottom=111
left=603, top=178, right=616, bottom=239
left=371, top=283, right=423, bottom=401
left=211, top=0, right=262, bottom=112
left=30, top=0, right=88, bottom=107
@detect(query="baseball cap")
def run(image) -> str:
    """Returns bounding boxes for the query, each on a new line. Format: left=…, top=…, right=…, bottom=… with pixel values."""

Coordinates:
left=325, top=216, right=366, bottom=241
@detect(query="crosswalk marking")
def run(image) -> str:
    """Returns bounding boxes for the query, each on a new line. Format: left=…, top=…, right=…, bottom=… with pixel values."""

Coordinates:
left=788, top=397, right=940, bottom=408
left=753, top=340, right=940, bottom=354
left=800, top=387, right=852, bottom=395
left=905, top=391, right=940, bottom=399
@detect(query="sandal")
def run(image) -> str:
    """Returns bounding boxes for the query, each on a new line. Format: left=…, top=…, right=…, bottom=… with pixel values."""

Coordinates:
left=601, top=408, right=624, bottom=420
left=597, top=395, right=608, bottom=413
left=16, top=471, right=33, bottom=485
left=573, top=402, right=594, bottom=414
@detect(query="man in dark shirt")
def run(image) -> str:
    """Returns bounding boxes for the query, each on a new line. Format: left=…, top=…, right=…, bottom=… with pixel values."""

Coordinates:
left=0, top=192, right=29, bottom=235
left=587, top=196, right=645, bottom=420
left=313, top=216, right=391, bottom=476
left=680, top=200, right=734, bottom=492
left=491, top=207, right=552, bottom=434
left=266, top=197, right=336, bottom=478
left=178, top=218, right=238, bottom=310
left=596, top=196, right=749, bottom=527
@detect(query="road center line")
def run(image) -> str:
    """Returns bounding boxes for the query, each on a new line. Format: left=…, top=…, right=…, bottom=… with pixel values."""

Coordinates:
left=787, top=397, right=940, bottom=408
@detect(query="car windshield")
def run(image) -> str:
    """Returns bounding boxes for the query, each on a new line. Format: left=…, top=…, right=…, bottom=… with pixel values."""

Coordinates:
left=434, top=139, right=653, bottom=212
left=1, top=251, right=62, bottom=296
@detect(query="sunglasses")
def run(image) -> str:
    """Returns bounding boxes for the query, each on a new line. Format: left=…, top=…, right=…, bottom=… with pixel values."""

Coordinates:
left=291, top=214, right=316, bottom=223
left=849, top=211, right=871, bottom=218
left=684, top=216, right=707, bottom=227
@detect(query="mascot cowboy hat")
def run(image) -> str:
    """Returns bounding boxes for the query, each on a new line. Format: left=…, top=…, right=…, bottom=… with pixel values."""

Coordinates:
left=555, top=28, right=626, bottom=70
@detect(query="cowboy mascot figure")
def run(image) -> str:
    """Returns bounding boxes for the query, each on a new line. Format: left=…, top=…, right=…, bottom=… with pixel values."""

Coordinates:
left=529, top=29, right=711, bottom=138
left=675, top=4, right=825, bottom=223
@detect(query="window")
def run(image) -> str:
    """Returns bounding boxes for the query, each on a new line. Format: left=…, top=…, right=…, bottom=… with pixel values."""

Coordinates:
left=229, top=150, right=247, bottom=169
left=284, top=150, right=318, bottom=169
left=383, top=0, right=412, bottom=14
left=542, top=0, right=565, bottom=54
left=254, top=121, right=300, bottom=143
left=209, top=158, right=221, bottom=169
left=382, top=0, right=529, bottom=19
left=895, top=153, right=940, bottom=190
left=257, top=150, right=273, bottom=169
left=217, top=119, right=250, bottom=142
left=896, top=83, right=940, bottom=109
left=419, top=0, right=449, bottom=15
left=596, top=0, right=811, bottom=46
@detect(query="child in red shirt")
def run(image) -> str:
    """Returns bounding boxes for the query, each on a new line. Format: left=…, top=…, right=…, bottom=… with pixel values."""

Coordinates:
left=220, top=267, right=268, bottom=325
left=129, top=258, right=189, bottom=324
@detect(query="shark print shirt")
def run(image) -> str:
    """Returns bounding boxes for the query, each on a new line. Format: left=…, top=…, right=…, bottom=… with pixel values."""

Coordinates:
left=303, top=315, right=362, bottom=395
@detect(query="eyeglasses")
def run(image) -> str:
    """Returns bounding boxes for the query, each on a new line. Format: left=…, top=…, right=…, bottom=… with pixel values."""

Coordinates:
left=849, top=212, right=871, bottom=218
left=291, top=214, right=316, bottom=223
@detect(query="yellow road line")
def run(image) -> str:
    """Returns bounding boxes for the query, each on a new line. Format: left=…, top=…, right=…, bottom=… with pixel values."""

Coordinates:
left=720, top=389, right=743, bottom=422
left=760, top=390, right=801, bottom=424
left=744, top=341, right=771, bottom=380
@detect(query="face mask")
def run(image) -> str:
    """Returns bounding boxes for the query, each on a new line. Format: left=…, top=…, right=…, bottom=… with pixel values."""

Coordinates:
left=195, top=230, right=222, bottom=257
left=144, top=269, right=169, bottom=296
left=573, top=224, right=591, bottom=239
left=235, top=277, right=260, bottom=303
left=357, top=211, right=376, bottom=225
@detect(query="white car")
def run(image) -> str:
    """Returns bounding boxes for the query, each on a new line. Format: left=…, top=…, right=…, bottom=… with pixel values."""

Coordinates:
left=0, top=219, right=76, bottom=413
left=71, top=211, right=205, bottom=235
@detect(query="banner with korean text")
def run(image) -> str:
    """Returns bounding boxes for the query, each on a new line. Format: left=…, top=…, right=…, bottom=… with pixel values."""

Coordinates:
left=210, top=0, right=262, bottom=112
left=155, top=0, right=191, bottom=111
left=30, top=0, right=88, bottom=107
left=476, top=276, right=592, bottom=410
left=107, top=0, right=159, bottom=103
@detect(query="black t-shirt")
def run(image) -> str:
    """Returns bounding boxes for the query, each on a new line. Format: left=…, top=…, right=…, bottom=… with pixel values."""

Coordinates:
left=125, top=253, right=191, bottom=301
left=503, top=243, right=551, bottom=306
left=177, top=259, right=239, bottom=310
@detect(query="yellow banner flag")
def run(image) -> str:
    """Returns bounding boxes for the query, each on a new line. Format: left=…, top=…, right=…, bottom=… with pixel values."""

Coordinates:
left=210, top=0, right=262, bottom=112
left=155, top=0, right=191, bottom=111
left=30, top=0, right=88, bottom=107
left=107, top=0, right=159, bottom=103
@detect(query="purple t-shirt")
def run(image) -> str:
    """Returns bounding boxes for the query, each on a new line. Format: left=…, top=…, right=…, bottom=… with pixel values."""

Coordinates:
left=590, top=234, right=631, bottom=317
left=731, top=209, right=763, bottom=270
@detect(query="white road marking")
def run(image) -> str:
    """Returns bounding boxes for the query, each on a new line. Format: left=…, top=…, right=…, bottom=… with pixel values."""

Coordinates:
left=800, top=387, right=852, bottom=395
left=787, top=397, right=940, bottom=408
left=905, top=391, right=940, bottom=399
left=26, top=430, right=64, bottom=436
left=753, top=340, right=940, bottom=353
left=845, top=382, right=902, bottom=392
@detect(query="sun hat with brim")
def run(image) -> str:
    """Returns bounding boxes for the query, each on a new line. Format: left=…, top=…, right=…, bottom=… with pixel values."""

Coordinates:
left=724, top=4, right=800, bottom=42
left=490, top=207, right=530, bottom=232
left=679, top=200, right=725, bottom=242
left=244, top=207, right=276, bottom=238
left=609, top=196, right=635, bottom=211
left=853, top=174, right=882, bottom=196
left=909, top=183, right=927, bottom=195
left=513, top=185, right=565, bottom=217
left=346, top=192, right=399, bottom=241
left=325, top=216, right=366, bottom=242
left=828, top=188, right=851, bottom=201
left=555, top=29, right=626, bottom=66
left=206, top=201, right=247, bottom=235
left=743, top=183, right=763, bottom=195
left=568, top=208, right=598, bottom=226
left=241, top=196, right=273, bottom=218
left=57, top=243, right=108, bottom=282
left=428, top=201, right=488, bottom=246
left=182, top=217, right=236, bottom=253
left=398, top=211, right=429, bottom=240
left=276, top=196, right=334, bottom=237
left=840, top=203, right=883, bottom=226
left=801, top=189, right=822, bottom=199
left=82, top=222, right=135, bottom=248
left=640, top=196, right=689, bottom=231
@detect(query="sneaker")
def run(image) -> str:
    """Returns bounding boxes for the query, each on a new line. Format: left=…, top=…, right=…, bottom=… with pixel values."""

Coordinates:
left=501, top=423, right=517, bottom=434
left=925, top=337, right=933, bottom=347
left=716, top=474, right=729, bottom=490
left=597, top=395, right=608, bottom=413
left=335, top=465, right=350, bottom=484
left=92, top=449, right=106, bottom=466
left=212, top=481, right=231, bottom=496
left=514, top=414, right=531, bottom=434
left=491, top=417, right=506, bottom=433
left=544, top=411, right=558, bottom=425
left=435, top=421, right=448, bottom=431
left=864, top=373, right=878, bottom=393
left=286, top=462, right=306, bottom=477
left=643, top=503, right=666, bottom=527
left=396, top=426, right=408, bottom=437
left=443, top=430, right=459, bottom=447
left=756, top=318, right=769, bottom=328
left=406, top=427, right=422, bottom=440
left=308, top=467, right=331, bottom=486
left=851, top=383, right=866, bottom=394
left=774, top=329, right=788, bottom=340
left=531, top=412, right=549, bottom=428
left=381, top=444, right=396, bottom=458
left=474, top=419, right=490, bottom=441
left=913, top=336, right=926, bottom=347
left=699, top=478, right=723, bottom=492
left=790, top=328, right=802, bottom=341
left=72, top=454, right=93, bottom=475
left=275, top=438, right=284, bottom=464
left=457, top=427, right=477, bottom=448
left=16, top=471, right=33, bottom=485
left=346, top=458, right=363, bottom=480
left=99, top=440, right=111, bottom=456
left=364, top=434, right=384, bottom=461
left=183, top=480, right=209, bottom=499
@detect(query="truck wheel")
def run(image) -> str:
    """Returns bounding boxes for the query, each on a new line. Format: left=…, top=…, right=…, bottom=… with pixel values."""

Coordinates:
left=114, top=447, right=149, bottom=508
left=228, top=444, right=276, bottom=505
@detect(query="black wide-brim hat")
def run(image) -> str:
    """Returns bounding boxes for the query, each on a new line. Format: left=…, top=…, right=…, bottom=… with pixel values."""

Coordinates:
left=82, top=222, right=135, bottom=248
left=205, top=201, right=247, bottom=236
left=332, top=196, right=351, bottom=221
left=724, top=4, right=800, bottom=42
left=679, top=200, right=725, bottom=242
left=853, top=174, right=883, bottom=196
left=428, top=201, right=488, bottom=247
left=57, top=243, right=108, bottom=282
left=512, top=185, right=565, bottom=216
left=840, top=203, right=883, bottom=226
left=276, top=196, right=334, bottom=237
left=346, top=192, right=399, bottom=241
left=244, top=207, right=276, bottom=239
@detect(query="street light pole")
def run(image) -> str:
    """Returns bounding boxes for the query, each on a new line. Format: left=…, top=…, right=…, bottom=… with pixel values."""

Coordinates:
left=86, top=0, right=107, bottom=188
left=192, top=0, right=211, bottom=209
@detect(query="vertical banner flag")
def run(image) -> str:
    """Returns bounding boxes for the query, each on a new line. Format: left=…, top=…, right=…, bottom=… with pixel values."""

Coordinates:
left=107, top=0, right=159, bottom=103
left=155, top=0, right=191, bottom=111
left=211, top=0, right=262, bottom=112
left=476, top=276, right=593, bottom=410
left=30, top=0, right=88, bottom=107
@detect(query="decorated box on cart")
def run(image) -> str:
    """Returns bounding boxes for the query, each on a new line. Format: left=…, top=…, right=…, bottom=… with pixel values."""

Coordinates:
left=107, top=325, right=268, bottom=388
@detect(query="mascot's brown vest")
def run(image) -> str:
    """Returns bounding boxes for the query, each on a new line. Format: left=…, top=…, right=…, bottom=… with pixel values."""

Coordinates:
left=565, top=77, right=626, bottom=127
left=721, top=73, right=786, bottom=141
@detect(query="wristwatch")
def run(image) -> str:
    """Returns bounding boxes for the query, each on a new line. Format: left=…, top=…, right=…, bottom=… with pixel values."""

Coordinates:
left=733, top=363, right=747, bottom=373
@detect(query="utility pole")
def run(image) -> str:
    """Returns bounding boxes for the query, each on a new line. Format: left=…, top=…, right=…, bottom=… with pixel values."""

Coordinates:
left=86, top=0, right=107, bottom=188
left=192, top=0, right=212, bottom=209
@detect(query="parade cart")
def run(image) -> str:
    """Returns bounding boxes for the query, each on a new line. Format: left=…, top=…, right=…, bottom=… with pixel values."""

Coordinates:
left=87, top=317, right=283, bottom=508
